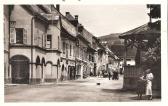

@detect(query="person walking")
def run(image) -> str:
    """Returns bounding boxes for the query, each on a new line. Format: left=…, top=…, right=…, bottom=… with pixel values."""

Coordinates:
left=145, top=69, right=154, bottom=100
left=119, top=64, right=123, bottom=75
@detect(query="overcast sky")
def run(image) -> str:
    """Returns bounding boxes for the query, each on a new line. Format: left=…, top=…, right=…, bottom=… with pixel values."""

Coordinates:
left=60, top=5, right=149, bottom=37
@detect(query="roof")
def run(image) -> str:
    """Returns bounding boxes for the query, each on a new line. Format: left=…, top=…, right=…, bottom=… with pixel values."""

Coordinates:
left=61, top=17, right=77, bottom=37
left=119, top=23, right=160, bottom=40
left=22, top=5, right=49, bottom=23
left=66, top=12, right=75, bottom=21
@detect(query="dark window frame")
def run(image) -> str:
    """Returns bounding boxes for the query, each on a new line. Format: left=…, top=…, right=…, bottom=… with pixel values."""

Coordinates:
left=15, top=28, right=24, bottom=44
left=46, top=34, right=52, bottom=48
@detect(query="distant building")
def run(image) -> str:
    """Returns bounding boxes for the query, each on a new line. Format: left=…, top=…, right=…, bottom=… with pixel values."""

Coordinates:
left=99, top=33, right=136, bottom=66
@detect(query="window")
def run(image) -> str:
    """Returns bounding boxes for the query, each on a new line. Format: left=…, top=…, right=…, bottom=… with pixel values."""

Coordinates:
left=70, top=45, right=72, bottom=56
left=58, top=36, right=60, bottom=50
left=126, top=59, right=131, bottom=61
left=43, top=34, right=46, bottom=48
left=63, top=42, right=66, bottom=54
left=73, top=46, right=75, bottom=57
left=16, top=28, right=23, bottom=44
left=66, top=43, right=68, bottom=58
left=92, top=56, right=94, bottom=62
left=10, top=28, right=27, bottom=44
left=46, top=35, right=52, bottom=48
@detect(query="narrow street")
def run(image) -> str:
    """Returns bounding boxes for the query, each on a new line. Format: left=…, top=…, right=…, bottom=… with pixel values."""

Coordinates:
left=5, top=75, right=160, bottom=102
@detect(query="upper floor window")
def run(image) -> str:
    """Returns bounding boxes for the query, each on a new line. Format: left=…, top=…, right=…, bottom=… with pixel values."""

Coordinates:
left=46, top=34, right=52, bottom=48
left=63, top=42, right=66, bottom=54
left=10, top=28, right=27, bottom=44
left=73, top=45, right=75, bottom=57
left=58, top=36, right=60, bottom=50
left=70, top=45, right=72, bottom=56
left=66, top=43, right=68, bottom=58
left=16, top=28, right=23, bottom=44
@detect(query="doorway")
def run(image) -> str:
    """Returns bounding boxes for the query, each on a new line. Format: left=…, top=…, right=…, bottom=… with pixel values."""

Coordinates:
left=11, top=55, right=29, bottom=84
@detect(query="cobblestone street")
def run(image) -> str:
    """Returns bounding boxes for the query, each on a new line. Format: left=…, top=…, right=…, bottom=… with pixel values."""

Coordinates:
left=5, top=75, right=161, bottom=102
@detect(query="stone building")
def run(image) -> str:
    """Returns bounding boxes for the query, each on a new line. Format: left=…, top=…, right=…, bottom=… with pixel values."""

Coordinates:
left=92, top=36, right=111, bottom=76
left=60, top=13, right=77, bottom=80
left=6, top=5, right=61, bottom=84
left=64, top=12, right=96, bottom=79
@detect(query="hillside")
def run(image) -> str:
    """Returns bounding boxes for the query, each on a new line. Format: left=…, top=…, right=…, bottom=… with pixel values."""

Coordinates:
left=98, top=33, right=136, bottom=58
left=98, top=33, right=124, bottom=45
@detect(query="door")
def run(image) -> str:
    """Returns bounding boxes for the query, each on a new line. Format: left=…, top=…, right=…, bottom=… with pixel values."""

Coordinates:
left=11, top=55, right=29, bottom=84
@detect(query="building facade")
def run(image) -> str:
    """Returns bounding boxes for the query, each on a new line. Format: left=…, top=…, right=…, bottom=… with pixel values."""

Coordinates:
left=6, top=5, right=62, bottom=84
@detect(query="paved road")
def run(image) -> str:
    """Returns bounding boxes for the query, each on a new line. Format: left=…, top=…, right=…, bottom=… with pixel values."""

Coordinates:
left=5, top=75, right=160, bottom=102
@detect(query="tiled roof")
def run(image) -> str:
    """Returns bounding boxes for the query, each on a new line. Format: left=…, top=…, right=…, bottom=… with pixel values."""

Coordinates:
left=66, top=13, right=75, bottom=21
left=119, top=23, right=160, bottom=40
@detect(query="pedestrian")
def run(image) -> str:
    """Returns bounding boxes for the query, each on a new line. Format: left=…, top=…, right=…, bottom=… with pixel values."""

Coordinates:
left=145, top=69, right=154, bottom=100
left=137, top=73, right=145, bottom=100
left=112, top=68, right=116, bottom=80
left=116, top=68, right=119, bottom=80
left=108, top=68, right=112, bottom=80
left=119, top=64, right=123, bottom=75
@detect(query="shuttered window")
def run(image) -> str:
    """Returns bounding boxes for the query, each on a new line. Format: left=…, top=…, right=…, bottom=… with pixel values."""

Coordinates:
left=46, top=34, right=52, bottom=48
left=16, top=28, right=23, bottom=44
left=10, top=28, right=27, bottom=44
left=10, top=28, right=16, bottom=43
left=63, top=42, right=66, bottom=54
left=23, top=29, right=27, bottom=44
left=70, top=44, right=72, bottom=56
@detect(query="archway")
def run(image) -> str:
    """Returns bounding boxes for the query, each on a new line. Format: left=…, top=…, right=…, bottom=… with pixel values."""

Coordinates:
left=45, top=61, right=53, bottom=79
left=36, top=56, right=40, bottom=66
left=36, top=56, right=41, bottom=79
left=10, top=55, right=29, bottom=84
left=41, top=57, right=45, bottom=80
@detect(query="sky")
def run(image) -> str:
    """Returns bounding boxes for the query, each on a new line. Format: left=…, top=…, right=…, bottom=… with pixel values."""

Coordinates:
left=60, top=5, right=149, bottom=37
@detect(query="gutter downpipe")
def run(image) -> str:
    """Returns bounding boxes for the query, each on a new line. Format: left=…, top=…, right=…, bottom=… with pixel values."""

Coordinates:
left=8, top=6, right=11, bottom=83
left=30, top=16, right=35, bottom=84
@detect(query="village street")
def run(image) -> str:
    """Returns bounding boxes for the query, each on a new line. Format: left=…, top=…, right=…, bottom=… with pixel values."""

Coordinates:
left=5, top=75, right=160, bottom=102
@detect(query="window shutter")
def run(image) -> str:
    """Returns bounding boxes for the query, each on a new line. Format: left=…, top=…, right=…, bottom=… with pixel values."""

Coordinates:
left=44, top=34, right=46, bottom=48
left=23, top=28, right=27, bottom=44
left=10, top=28, right=16, bottom=43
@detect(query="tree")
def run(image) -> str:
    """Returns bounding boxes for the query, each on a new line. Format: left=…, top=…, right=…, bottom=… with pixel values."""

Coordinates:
left=147, top=4, right=161, bottom=30
left=143, top=4, right=161, bottom=66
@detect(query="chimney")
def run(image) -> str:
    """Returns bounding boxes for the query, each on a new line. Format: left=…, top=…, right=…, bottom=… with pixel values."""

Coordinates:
left=56, top=4, right=60, bottom=12
left=66, top=12, right=70, bottom=15
left=75, top=15, right=78, bottom=20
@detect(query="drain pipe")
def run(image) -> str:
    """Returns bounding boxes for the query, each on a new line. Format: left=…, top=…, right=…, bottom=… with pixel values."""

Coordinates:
left=30, top=16, right=35, bottom=84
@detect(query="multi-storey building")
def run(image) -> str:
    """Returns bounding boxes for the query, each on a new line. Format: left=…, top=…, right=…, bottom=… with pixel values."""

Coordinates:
left=6, top=5, right=62, bottom=84
left=64, top=12, right=96, bottom=79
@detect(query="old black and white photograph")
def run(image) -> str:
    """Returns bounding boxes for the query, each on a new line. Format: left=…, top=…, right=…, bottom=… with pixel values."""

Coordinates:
left=2, top=0, right=167, bottom=103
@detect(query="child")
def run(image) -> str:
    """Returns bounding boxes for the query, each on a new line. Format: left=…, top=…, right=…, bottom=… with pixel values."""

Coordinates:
left=137, top=73, right=145, bottom=100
